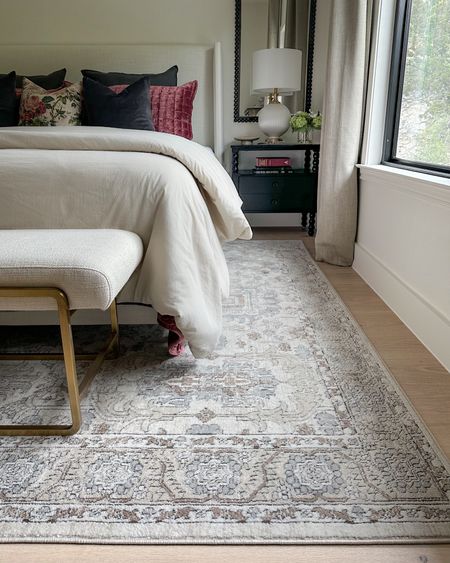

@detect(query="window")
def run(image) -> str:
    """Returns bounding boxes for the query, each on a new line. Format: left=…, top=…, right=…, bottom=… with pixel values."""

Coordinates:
left=383, top=0, right=450, bottom=177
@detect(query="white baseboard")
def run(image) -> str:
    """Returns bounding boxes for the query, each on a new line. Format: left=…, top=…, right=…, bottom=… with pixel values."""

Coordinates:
left=0, top=304, right=157, bottom=326
left=353, top=242, right=450, bottom=373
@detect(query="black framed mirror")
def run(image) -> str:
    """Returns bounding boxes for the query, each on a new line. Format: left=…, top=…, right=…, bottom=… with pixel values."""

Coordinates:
left=234, top=0, right=317, bottom=123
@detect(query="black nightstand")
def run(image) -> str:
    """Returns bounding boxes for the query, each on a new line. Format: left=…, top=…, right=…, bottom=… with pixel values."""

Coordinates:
left=231, top=143, right=320, bottom=236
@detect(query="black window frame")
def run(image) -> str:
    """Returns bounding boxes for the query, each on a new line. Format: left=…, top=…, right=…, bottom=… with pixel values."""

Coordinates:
left=383, top=0, right=450, bottom=178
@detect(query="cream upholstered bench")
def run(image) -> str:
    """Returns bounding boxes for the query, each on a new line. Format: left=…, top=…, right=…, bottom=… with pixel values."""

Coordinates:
left=0, top=229, right=143, bottom=437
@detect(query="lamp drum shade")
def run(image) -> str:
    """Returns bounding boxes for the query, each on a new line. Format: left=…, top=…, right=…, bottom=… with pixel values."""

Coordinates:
left=252, top=48, right=302, bottom=93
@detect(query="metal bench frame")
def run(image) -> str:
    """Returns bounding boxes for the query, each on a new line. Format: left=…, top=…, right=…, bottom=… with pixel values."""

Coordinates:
left=0, top=287, right=119, bottom=436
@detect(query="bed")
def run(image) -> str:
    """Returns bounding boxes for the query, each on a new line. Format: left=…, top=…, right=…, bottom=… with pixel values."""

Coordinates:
left=0, top=44, right=252, bottom=357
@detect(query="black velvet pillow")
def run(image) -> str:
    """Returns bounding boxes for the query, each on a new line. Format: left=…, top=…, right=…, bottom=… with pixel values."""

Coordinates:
left=0, top=71, right=17, bottom=126
left=81, top=65, right=178, bottom=87
left=0, top=68, right=66, bottom=89
left=83, top=76, right=154, bottom=130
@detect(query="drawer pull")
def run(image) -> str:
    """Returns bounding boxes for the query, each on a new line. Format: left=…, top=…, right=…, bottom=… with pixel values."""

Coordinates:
left=271, top=199, right=279, bottom=207
left=272, top=182, right=279, bottom=188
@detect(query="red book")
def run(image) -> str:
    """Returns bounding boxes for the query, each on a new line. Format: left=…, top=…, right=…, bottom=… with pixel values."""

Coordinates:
left=256, top=157, right=291, bottom=168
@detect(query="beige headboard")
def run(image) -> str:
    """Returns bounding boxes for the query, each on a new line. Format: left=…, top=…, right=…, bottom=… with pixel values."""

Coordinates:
left=0, top=42, right=224, bottom=158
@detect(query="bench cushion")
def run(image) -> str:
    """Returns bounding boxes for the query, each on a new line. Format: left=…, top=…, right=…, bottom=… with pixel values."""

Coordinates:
left=0, top=229, right=143, bottom=311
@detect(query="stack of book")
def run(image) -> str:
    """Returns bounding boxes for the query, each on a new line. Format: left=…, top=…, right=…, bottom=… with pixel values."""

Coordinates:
left=253, top=157, right=294, bottom=175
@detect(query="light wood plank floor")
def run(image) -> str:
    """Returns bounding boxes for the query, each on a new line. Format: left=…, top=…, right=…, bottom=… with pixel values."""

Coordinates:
left=2, top=228, right=449, bottom=563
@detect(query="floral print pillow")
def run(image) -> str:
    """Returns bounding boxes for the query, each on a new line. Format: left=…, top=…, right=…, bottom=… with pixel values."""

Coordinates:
left=18, top=78, right=82, bottom=126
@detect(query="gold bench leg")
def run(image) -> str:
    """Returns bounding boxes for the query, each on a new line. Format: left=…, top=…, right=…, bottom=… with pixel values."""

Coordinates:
left=57, top=292, right=81, bottom=435
left=0, top=288, right=119, bottom=436
left=78, top=300, right=119, bottom=399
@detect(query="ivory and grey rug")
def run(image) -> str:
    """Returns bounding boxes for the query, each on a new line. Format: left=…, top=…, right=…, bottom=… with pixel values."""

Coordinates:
left=0, top=240, right=449, bottom=544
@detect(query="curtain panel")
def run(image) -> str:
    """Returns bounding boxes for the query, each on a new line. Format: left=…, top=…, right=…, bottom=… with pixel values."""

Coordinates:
left=315, top=0, right=373, bottom=266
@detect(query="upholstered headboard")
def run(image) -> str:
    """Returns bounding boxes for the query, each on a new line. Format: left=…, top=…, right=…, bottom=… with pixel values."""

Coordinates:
left=0, top=42, right=224, bottom=158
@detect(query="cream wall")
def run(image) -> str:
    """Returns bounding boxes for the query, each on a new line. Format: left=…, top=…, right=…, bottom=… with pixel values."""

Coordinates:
left=0, top=0, right=330, bottom=153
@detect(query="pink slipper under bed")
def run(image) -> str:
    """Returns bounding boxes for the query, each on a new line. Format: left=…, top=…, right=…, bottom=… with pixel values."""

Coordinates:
left=157, top=313, right=186, bottom=356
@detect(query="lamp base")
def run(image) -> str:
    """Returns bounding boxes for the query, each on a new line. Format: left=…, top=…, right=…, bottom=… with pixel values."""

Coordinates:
left=257, top=101, right=291, bottom=142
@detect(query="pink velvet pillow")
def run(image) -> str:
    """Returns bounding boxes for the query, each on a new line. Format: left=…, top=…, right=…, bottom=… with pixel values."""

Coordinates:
left=110, top=80, right=197, bottom=140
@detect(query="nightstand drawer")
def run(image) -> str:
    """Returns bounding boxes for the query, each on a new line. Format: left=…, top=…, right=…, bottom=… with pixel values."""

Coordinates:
left=239, top=176, right=296, bottom=195
left=238, top=175, right=316, bottom=213
left=241, top=193, right=278, bottom=212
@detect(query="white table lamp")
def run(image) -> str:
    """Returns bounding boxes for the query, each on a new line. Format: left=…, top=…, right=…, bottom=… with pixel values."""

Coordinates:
left=252, top=48, right=302, bottom=143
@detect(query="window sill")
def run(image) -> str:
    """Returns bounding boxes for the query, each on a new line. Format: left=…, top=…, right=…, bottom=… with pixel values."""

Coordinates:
left=357, top=164, right=450, bottom=206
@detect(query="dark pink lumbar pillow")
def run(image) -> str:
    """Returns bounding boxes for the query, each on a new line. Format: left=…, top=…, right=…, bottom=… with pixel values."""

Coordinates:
left=110, top=80, right=198, bottom=140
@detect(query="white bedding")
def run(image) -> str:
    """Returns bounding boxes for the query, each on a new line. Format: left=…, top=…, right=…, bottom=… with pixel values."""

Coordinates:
left=0, top=127, right=252, bottom=357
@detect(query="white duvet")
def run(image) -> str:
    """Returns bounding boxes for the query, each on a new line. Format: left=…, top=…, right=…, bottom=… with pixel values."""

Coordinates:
left=0, top=127, right=252, bottom=357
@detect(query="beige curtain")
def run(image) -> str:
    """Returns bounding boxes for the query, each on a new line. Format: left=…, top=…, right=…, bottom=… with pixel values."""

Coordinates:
left=315, top=0, right=372, bottom=266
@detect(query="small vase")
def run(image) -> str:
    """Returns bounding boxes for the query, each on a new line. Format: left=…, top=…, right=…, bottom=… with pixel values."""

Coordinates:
left=297, top=129, right=313, bottom=144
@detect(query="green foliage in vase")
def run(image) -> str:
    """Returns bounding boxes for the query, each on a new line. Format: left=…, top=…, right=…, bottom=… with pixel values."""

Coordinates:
left=311, top=113, right=322, bottom=130
left=290, top=110, right=322, bottom=133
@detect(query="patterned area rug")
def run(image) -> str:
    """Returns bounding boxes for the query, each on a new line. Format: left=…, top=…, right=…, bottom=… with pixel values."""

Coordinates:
left=0, top=240, right=449, bottom=544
